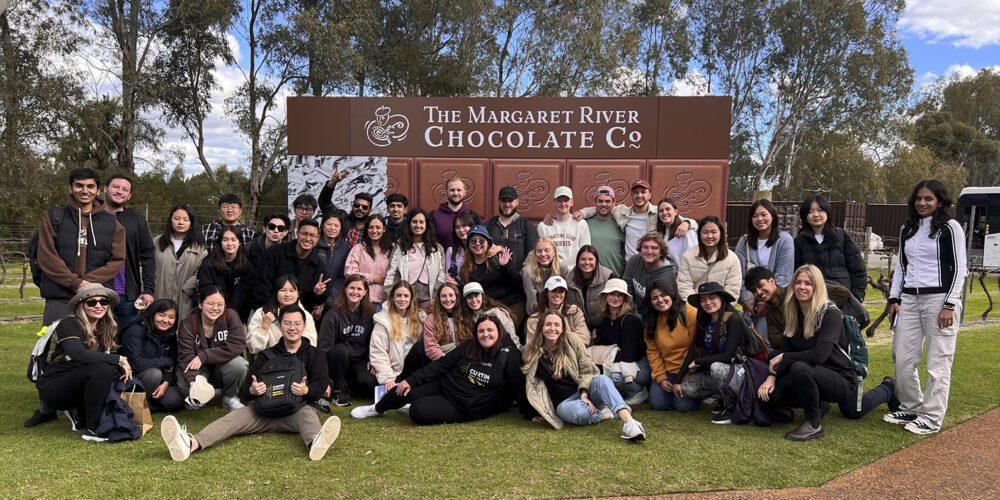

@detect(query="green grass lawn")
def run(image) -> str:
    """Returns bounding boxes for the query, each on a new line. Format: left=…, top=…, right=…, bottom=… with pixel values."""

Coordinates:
left=1, top=320, right=998, bottom=498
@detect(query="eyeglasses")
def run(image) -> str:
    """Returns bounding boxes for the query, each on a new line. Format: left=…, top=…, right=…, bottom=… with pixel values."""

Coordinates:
left=294, top=206, right=315, bottom=212
left=298, top=233, right=319, bottom=240
left=353, top=203, right=370, bottom=210
left=469, top=238, right=488, bottom=246
left=266, top=223, right=288, bottom=232
left=84, top=298, right=111, bottom=307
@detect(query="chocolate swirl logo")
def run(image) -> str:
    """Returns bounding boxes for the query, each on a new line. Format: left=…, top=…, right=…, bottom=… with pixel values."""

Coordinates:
left=663, top=171, right=711, bottom=212
left=364, top=106, right=410, bottom=147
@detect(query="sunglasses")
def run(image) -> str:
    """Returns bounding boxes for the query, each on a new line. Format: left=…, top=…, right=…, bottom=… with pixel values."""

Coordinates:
left=84, top=298, right=111, bottom=307
left=266, top=223, right=287, bottom=232
left=353, top=203, right=371, bottom=210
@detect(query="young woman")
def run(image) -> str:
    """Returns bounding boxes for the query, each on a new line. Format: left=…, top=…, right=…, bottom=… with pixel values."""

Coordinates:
left=197, top=225, right=254, bottom=320
left=521, top=237, right=569, bottom=314
left=177, top=285, right=249, bottom=411
left=444, top=212, right=476, bottom=283
left=590, top=279, right=649, bottom=405
left=463, top=282, right=521, bottom=348
left=369, top=281, right=426, bottom=391
left=522, top=312, right=646, bottom=441
left=524, top=276, right=589, bottom=347
left=674, top=282, right=748, bottom=424
left=246, top=275, right=318, bottom=354
left=644, top=280, right=700, bottom=412
left=758, top=265, right=858, bottom=441
left=793, top=194, right=867, bottom=301
left=385, top=209, right=445, bottom=309
left=119, top=298, right=184, bottom=412
left=318, top=274, right=377, bottom=407
left=657, top=198, right=697, bottom=261
left=735, top=199, right=795, bottom=340
left=154, top=205, right=207, bottom=319
left=677, top=215, right=741, bottom=303
left=351, top=315, right=524, bottom=426
left=423, top=283, right=474, bottom=361
left=621, top=233, right=679, bottom=315
left=459, top=225, right=521, bottom=323
left=565, top=245, right=613, bottom=330
left=345, top=214, right=392, bottom=304
left=885, top=180, right=967, bottom=435
left=37, top=285, right=129, bottom=441
left=315, top=213, right=351, bottom=305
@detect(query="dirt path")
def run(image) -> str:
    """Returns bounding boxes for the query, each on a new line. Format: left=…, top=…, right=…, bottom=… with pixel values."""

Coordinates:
left=666, top=407, right=1000, bottom=499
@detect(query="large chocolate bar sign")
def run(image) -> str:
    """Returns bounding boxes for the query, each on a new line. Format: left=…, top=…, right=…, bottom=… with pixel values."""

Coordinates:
left=288, top=96, right=730, bottom=160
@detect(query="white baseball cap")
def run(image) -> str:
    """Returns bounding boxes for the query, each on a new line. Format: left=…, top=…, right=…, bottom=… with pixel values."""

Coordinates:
left=553, top=186, right=573, bottom=200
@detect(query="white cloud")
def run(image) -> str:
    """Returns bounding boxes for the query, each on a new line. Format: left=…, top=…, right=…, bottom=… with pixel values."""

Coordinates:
left=669, top=69, right=711, bottom=96
left=901, top=0, right=1000, bottom=48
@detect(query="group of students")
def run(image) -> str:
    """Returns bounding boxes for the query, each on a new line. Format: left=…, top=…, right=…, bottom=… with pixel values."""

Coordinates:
left=28, top=168, right=966, bottom=460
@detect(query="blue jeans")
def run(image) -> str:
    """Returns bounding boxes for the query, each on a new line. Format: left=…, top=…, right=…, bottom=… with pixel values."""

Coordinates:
left=555, top=375, right=628, bottom=426
left=649, top=372, right=702, bottom=412
left=609, top=357, right=652, bottom=389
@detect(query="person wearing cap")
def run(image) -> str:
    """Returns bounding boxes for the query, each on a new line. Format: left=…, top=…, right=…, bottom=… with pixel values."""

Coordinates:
left=524, top=275, right=589, bottom=347
left=431, top=177, right=481, bottom=249
left=486, top=186, right=538, bottom=274
left=459, top=225, right=523, bottom=325
left=36, top=284, right=131, bottom=441
left=577, top=180, right=688, bottom=262
left=674, top=282, right=749, bottom=424
left=581, top=185, right=625, bottom=277
left=521, top=237, right=571, bottom=315
left=462, top=282, right=521, bottom=348
left=621, top=233, right=679, bottom=316
left=590, top=279, right=649, bottom=405
left=536, top=186, right=591, bottom=268
left=521, top=311, right=647, bottom=441
left=677, top=215, right=742, bottom=304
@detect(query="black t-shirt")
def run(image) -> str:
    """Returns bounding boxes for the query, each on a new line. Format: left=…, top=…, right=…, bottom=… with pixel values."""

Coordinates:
left=537, top=355, right=578, bottom=405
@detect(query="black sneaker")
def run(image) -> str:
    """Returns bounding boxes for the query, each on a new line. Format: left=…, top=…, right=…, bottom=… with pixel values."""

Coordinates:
left=23, top=410, right=57, bottom=428
left=311, top=399, right=333, bottom=415
left=883, top=410, right=918, bottom=425
left=711, top=409, right=734, bottom=425
left=82, top=429, right=108, bottom=443
left=882, top=376, right=901, bottom=412
left=819, top=402, right=832, bottom=418
left=904, top=418, right=939, bottom=435
left=333, top=389, right=352, bottom=407
left=711, top=402, right=726, bottom=415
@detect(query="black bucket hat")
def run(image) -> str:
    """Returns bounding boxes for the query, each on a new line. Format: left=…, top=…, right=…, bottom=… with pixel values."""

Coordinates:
left=686, top=281, right=736, bottom=308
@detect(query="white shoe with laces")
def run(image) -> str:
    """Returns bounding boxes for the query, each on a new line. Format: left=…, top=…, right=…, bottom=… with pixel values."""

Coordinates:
left=350, top=404, right=383, bottom=419
left=308, top=416, right=342, bottom=461
left=222, top=397, right=245, bottom=411
left=621, top=419, right=647, bottom=441
left=161, top=415, right=192, bottom=462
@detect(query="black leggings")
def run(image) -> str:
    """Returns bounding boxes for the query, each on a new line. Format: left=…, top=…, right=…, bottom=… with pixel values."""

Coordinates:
left=395, top=341, right=430, bottom=382
left=375, top=380, right=471, bottom=425
left=766, top=361, right=852, bottom=420
left=326, top=344, right=378, bottom=397
left=38, top=363, right=118, bottom=431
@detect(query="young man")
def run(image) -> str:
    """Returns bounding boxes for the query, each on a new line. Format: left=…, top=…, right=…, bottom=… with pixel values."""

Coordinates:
left=27, top=167, right=125, bottom=427
left=253, top=219, right=329, bottom=311
left=161, top=305, right=341, bottom=461
left=584, top=186, right=626, bottom=277
left=432, top=177, right=481, bottom=248
left=247, top=213, right=290, bottom=266
left=202, top=194, right=256, bottom=252
left=578, top=180, right=658, bottom=261
left=485, top=186, right=537, bottom=272
left=289, top=194, right=319, bottom=239
left=384, top=193, right=409, bottom=244
left=103, top=173, right=155, bottom=326
left=536, top=186, right=590, bottom=268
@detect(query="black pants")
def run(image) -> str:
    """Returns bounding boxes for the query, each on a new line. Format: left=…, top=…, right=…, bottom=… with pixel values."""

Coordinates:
left=374, top=379, right=471, bottom=426
left=326, top=343, right=378, bottom=397
left=395, top=341, right=430, bottom=383
left=766, top=361, right=852, bottom=421
left=38, top=363, right=118, bottom=431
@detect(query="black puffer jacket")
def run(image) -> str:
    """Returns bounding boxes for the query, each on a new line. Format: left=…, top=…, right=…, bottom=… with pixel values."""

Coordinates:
left=794, top=226, right=867, bottom=301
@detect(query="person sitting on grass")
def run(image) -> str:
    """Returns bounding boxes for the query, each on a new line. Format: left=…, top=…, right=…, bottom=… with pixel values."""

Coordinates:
left=119, top=298, right=184, bottom=412
left=350, top=315, right=523, bottom=425
left=463, top=282, right=521, bottom=348
left=524, top=276, right=589, bottom=347
left=590, top=279, right=649, bottom=406
left=36, top=284, right=132, bottom=442
left=643, top=279, right=701, bottom=412
left=160, top=306, right=342, bottom=461
left=318, top=274, right=377, bottom=407
left=423, top=283, right=474, bottom=361
left=758, top=265, right=895, bottom=441
left=522, top=311, right=646, bottom=441
left=246, top=275, right=318, bottom=355
left=176, top=285, right=249, bottom=411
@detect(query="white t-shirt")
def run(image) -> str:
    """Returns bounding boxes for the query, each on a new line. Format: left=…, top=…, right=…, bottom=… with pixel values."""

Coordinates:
left=624, top=212, right=647, bottom=259
left=755, top=238, right=772, bottom=267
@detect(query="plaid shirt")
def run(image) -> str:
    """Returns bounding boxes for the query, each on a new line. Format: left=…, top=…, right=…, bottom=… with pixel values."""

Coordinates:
left=345, top=226, right=364, bottom=247
left=202, top=220, right=256, bottom=253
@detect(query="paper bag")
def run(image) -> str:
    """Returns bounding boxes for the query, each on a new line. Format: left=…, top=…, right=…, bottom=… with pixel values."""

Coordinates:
left=121, top=389, right=154, bottom=436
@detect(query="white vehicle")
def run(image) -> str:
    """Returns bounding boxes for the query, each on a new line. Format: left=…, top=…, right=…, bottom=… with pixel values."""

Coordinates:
left=957, top=187, right=1000, bottom=268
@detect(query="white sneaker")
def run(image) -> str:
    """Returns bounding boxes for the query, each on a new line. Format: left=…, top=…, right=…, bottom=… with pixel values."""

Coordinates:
left=188, top=375, right=216, bottom=406
left=308, top=416, right=342, bottom=461
left=350, top=404, right=383, bottom=419
left=222, top=397, right=245, bottom=411
left=621, top=420, right=646, bottom=441
left=599, top=406, right=615, bottom=421
left=81, top=430, right=108, bottom=443
left=161, top=415, right=192, bottom=462
left=398, top=404, right=411, bottom=417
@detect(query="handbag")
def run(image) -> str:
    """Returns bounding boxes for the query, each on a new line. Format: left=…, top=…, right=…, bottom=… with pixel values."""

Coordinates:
left=121, top=384, right=154, bottom=436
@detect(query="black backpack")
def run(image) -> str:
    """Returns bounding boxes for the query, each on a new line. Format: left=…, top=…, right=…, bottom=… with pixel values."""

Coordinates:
left=27, top=207, right=65, bottom=287
left=253, top=350, right=307, bottom=418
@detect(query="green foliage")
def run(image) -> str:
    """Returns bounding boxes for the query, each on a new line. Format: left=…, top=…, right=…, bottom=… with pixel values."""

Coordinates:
left=882, top=146, right=968, bottom=204
left=774, top=130, right=884, bottom=203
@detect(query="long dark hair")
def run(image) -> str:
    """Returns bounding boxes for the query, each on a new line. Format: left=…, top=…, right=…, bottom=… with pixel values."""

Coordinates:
left=571, top=245, right=601, bottom=292
left=693, top=299, right=737, bottom=355
left=264, top=275, right=299, bottom=315
left=140, top=298, right=179, bottom=336
left=697, top=215, right=728, bottom=260
left=206, top=225, right=252, bottom=273
left=450, top=212, right=475, bottom=253
left=901, top=179, right=954, bottom=240
left=656, top=198, right=685, bottom=239
left=362, top=214, right=392, bottom=258
left=398, top=208, right=440, bottom=256
left=465, top=314, right=508, bottom=361
left=644, top=279, right=684, bottom=340
left=331, top=274, right=374, bottom=323
left=158, top=205, right=204, bottom=252
left=747, top=199, right=779, bottom=249
left=799, top=194, right=833, bottom=234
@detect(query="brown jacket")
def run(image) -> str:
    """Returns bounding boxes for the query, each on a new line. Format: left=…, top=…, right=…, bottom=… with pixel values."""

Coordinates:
left=37, top=196, right=125, bottom=296
left=177, top=309, right=247, bottom=384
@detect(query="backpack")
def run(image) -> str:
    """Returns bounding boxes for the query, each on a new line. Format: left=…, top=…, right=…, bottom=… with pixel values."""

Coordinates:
left=819, top=301, right=869, bottom=380
left=722, top=311, right=769, bottom=362
left=27, top=319, right=63, bottom=383
left=253, top=350, right=307, bottom=418
left=27, top=208, right=65, bottom=287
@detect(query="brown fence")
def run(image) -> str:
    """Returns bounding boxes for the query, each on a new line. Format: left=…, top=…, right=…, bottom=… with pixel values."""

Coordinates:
left=726, top=201, right=870, bottom=247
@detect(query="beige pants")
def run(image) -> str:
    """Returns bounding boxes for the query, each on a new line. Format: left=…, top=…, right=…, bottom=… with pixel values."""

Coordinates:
left=194, top=403, right=320, bottom=450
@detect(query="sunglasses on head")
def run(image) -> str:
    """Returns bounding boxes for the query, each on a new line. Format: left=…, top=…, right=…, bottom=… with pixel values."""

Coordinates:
left=266, top=223, right=287, bottom=232
left=84, top=298, right=111, bottom=307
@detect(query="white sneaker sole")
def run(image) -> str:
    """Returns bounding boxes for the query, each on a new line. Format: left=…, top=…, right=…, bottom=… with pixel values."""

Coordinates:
left=309, top=416, right=342, bottom=461
left=161, top=415, right=191, bottom=462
